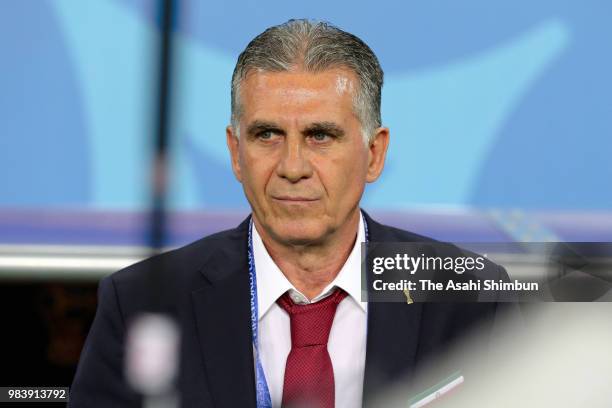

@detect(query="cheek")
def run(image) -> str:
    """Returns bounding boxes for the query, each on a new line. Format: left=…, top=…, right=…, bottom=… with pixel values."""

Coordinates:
left=341, top=145, right=369, bottom=177
left=239, top=148, right=276, bottom=194
left=319, top=152, right=368, bottom=202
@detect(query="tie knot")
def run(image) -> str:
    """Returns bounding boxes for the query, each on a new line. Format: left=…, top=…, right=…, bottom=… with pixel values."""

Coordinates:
left=277, top=288, right=348, bottom=348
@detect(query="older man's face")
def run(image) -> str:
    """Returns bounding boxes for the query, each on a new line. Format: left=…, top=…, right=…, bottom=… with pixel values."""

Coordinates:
left=227, top=68, right=388, bottom=246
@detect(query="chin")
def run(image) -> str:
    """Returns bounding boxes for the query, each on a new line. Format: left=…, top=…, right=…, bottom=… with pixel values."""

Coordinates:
left=268, top=217, right=329, bottom=245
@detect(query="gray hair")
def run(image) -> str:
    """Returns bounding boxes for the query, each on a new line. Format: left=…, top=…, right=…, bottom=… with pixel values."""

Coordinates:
left=230, top=19, right=384, bottom=144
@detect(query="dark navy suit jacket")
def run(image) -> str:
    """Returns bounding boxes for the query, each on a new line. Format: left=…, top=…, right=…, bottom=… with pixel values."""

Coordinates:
left=69, top=212, right=508, bottom=407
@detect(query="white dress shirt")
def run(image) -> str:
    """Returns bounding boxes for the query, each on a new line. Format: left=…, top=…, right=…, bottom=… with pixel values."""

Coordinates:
left=253, top=215, right=368, bottom=408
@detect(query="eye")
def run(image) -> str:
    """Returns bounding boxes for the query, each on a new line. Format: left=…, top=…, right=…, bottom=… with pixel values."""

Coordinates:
left=310, top=132, right=331, bottom=142
left=255, top=130, right=282, bottom=142
left=258, top=130, right=274, bottom=140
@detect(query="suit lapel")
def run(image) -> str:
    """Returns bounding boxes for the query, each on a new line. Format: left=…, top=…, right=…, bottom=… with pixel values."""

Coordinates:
left=191, top=218, right=257, bottom=408
left=362, top=212, right=424, bottom=407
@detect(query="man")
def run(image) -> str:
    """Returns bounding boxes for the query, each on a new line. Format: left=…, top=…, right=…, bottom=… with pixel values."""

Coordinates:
left=70, top=19, right=508, bottom=407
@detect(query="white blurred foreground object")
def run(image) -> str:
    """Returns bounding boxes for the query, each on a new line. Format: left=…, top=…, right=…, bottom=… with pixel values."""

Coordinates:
left=126, top=313, right=180, bottom=408
left=373, top=303, right=612, bottom=407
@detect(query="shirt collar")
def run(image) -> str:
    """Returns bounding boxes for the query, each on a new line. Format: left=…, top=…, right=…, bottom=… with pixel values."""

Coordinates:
left=253, top=213, right=367, bottom=320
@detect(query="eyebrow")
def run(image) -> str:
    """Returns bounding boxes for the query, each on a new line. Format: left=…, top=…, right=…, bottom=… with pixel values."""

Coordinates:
left=245, top=120, right=285, bottom=137
left=245, top=120, right=346, bottom=138
left=303, top=122, right=345, bottom=138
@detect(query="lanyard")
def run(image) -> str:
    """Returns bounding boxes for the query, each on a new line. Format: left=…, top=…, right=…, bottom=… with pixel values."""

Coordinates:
left=248, top=219, right=272, bottom=408
left=247, top=213, right=369, bottom=408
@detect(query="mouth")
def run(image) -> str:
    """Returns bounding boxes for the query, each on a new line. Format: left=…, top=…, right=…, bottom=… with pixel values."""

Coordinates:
left=271, top=196, right=320, bottom=203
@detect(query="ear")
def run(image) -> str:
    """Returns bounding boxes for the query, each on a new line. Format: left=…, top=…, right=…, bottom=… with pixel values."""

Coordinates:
left=366, top=127, right=390, bottom=183
left=226, top=125, right=242, bottom=182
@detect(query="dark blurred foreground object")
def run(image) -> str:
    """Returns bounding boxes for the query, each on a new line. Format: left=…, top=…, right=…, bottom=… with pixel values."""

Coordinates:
left=0, top=283, right=97, bottom=395
left=546, top=242, right=612, bottom=301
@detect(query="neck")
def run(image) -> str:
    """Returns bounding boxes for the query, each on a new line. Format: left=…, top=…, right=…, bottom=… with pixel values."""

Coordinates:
left=254, top=210, right=361, bottom=300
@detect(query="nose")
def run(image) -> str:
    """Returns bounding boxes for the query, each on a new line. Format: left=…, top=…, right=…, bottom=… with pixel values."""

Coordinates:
left=275, top=135, right=313, bottom=183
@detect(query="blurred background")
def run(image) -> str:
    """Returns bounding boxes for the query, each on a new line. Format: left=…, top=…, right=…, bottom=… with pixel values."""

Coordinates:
left=1, top=0, right=611, bottom=394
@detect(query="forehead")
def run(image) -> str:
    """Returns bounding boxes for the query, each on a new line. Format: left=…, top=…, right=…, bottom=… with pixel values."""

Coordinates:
left=238, top=68, right=359, bottom=121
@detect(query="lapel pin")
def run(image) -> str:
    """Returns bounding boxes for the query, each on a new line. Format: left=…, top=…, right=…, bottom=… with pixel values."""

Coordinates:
left=403, top=288, right=414, bottom=304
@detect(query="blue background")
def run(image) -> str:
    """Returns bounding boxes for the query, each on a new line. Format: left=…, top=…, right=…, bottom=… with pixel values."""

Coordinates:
left=2, top=0, right=611, bottom=211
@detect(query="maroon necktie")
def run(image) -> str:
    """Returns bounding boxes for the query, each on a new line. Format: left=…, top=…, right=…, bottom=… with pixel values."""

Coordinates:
left=277, top=288, right=348, bottom=408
